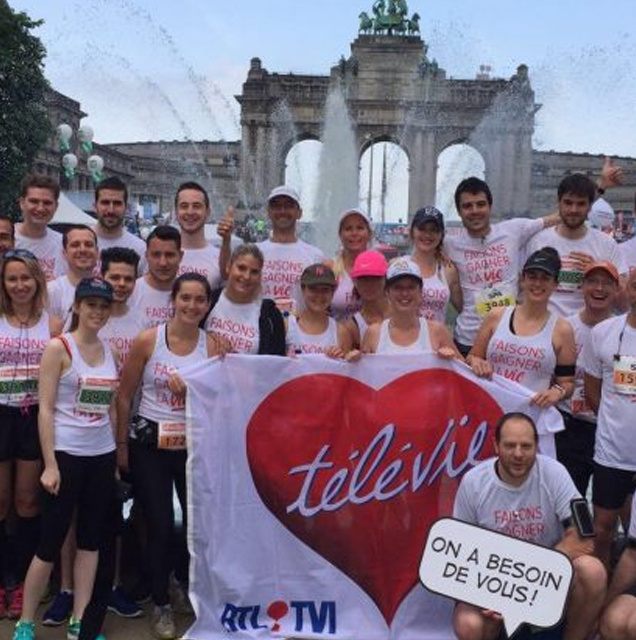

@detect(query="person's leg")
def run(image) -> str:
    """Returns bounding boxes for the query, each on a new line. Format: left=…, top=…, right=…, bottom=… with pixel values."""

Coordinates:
left=171, top=451, right=189, bottom=588
left=600, top=594, right=636, bottom=640
left=563, top=554, right=606, bottom=640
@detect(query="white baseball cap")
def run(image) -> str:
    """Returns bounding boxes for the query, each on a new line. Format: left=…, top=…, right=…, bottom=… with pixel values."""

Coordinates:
left=267, top=185, right=300, bottom=206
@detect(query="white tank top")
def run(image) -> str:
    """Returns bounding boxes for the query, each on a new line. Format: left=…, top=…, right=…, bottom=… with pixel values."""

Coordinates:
left=0, top=312, right=50, bottom=407
left=486, top=306, right=558, bottom=393
left=54, top=334, right=118, bottom=456
left=131, top=278, right=174, bottom=329
left=138, top=324, right=207, bottom=424
left=99, top=308, right=145, bottom=371
left=419, top=263, right=450, bottom=323
left=287, top=315, right=338, bottom=354
left=331, top=270, right=361, bottom=320
left=353, top=312, right=369, bottom=345
left=376, top=318, right=432, bottom=354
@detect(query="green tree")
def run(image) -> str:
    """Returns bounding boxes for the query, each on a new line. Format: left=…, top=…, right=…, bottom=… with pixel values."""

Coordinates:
left=0, top=0, right=51, bottom=217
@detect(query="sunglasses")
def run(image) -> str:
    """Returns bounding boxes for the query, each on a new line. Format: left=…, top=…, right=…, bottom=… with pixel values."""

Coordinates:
left=3, top=248, right=37, bottom=261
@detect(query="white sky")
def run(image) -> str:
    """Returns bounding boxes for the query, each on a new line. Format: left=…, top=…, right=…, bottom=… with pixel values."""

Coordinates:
left=9, top=0, right=636, bottom=221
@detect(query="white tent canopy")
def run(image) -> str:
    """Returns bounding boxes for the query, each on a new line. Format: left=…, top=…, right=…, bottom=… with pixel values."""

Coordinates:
left=52, top=193, right=96, bottom=225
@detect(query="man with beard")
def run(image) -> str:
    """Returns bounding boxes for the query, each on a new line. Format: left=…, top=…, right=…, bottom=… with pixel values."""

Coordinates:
left=525, top=173, right=625, bottom=317
left=93, top=177, right=147, bottom=274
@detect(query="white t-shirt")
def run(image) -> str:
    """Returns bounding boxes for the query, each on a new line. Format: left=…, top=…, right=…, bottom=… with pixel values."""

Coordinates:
left=129, top=277, right=174, bottom=329
left=47, top=275, right=76, bottom=324
left=445, top=218, right=543, bottom=346
left=15, top=227, right=65, bottom=280
left=99, top=308, right=145, bottom=371
left=178, top=243, right=222, bottom=289
left=526, top=226, right=625, bottom=317
left=286, top=316, right=338, bottom=355
left=257, top=239, right=325, bottom=310
left=206, top=291, right=260, bottom=354
left=558, top=313, right=595, bottom=422
left=620, top=235, right=636, bottom=276
left=331, top=270, right=361, bottom=321
left=95, top=228, right=148, bottom=275
left=581, top=314, right=636, bottom=471
left=453, top=454, right=580, bottom=547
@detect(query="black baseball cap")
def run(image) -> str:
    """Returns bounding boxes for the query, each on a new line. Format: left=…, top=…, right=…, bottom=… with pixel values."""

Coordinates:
left=411, top=206, right=445, bottom=233
left=75, top=277, right=114, bottom=302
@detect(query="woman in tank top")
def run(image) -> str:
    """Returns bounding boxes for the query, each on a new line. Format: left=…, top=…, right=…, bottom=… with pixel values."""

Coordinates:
left=339, top=250, right=389, bottom=351
left=468, top=247, right=576, bottom=408
left=410, top=206, right=462, bottom=323
left=362, top=257, right=460, bottom=357
left=287, top=263, right=349, bottom=356
left=15, top=278, right=118, bottom=640
left=0, top=249, right=53, bottom=620
left=116, top=273, right=223, bottom=640
left=206, top=244, right=286, bottom=355
left=328, top=208, right=373, bottom=320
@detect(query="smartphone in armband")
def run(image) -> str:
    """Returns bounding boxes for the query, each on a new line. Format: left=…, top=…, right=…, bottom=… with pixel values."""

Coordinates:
left=570, top=498, right=596, bottom=537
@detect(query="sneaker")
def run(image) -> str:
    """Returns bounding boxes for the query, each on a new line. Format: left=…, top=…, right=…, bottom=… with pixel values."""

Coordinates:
left=13, top=620, right=35, bottom=640
left=8, top=583, right=24, bottom=619
left=108, top=585, right=143, bottom=618
left=170, top=578, right=193, bottom=616
left=152, top=605, right=176, bottom=640
left=42, top=590, right=73, bottom=626
left=0, top=585, right=6, bottom=618
left=129, top=580, right=151, bottom=605
left=67, top=616, right=81, bottom=640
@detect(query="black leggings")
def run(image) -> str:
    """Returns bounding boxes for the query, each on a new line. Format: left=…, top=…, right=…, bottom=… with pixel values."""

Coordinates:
left=36, top=451, right=116, bottom=562
left=130, top=439, right=188, bottom=607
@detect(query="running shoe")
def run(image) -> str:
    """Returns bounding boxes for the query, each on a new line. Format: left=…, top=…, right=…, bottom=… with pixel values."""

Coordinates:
left=7, top=583, right=24, bottom=619
left=13, top=620, right=35, bottom=640
left=108, top=585, right=143, bottom=618
left=170, top=577, right=193, bottom=616
left=67, top=616, right=81, bottom=640
left=0, top=585, right=6, bottom=618
left=152, top=605, right=176, bottom=640
left=42, top=589, right=73, bottom=626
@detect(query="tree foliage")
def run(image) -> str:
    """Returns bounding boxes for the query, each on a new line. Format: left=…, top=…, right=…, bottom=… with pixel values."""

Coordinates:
left=0, top=0, right=51, bottom=217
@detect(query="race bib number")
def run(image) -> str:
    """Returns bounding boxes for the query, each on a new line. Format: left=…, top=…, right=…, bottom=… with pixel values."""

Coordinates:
left=0, top=366, right=39, bottom=405
left=158, top=422, right=186, bottom=450
left=475, top=288, right=516, bottom=317
left=613, top=357, right=636, bottom=396
left=77, top=377, right=117, bottom=415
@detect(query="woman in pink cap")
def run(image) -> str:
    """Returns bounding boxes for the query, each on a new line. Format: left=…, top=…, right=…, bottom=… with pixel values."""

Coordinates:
left=410, top=206, right=462, bottom=324
left=328, top=208, right=373, bottom=320
left=339, top=249, right=389, bottom=351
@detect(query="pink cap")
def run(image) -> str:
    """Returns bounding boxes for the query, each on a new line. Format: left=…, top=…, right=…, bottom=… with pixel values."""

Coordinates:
left=351, top=250, right=388, bottom=278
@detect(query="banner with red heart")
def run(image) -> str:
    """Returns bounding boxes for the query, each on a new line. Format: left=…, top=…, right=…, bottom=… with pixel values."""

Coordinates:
left=183, top=354, right=560, bottom=640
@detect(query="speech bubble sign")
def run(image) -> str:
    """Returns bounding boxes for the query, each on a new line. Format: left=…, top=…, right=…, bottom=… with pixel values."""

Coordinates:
left=419, top=518, right=573, bottom=638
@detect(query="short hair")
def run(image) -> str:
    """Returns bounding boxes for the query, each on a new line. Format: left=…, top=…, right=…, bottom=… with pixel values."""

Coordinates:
left=557, top=173, right=596, bottom=204
left=494, top=412, right=538, bottom=444
left=454, top=177, right=493, bottom=210
left=175, top=181, right=209, bottom=209
left=95, top=176, right=128, bottom=205
left=62, top=224, right=98, bottom=250
left=0, top=214, right=15, bottom=239
left=100, top=247, right=140, bottom=277
left=229, top=243, right=264, bottom=269
left=147, top=225, right=181, bottom=250
left=19, top=174, right=60, bottom=200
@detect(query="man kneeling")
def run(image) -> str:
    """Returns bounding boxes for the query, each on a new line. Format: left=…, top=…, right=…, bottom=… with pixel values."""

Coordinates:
left=452, top=412, right=606, bottom=640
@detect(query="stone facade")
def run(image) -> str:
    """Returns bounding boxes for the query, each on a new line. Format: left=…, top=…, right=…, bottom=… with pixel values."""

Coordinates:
left=34, top=34, right=636, bottom=223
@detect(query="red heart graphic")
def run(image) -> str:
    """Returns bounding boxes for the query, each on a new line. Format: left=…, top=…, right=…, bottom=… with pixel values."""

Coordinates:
left=246, top=369, right=502, bottom=626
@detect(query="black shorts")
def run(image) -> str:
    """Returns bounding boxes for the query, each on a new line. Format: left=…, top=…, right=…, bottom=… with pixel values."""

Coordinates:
left=0, top=403, right=41, bottom=461
left=592, top=461, right=636, bottom=510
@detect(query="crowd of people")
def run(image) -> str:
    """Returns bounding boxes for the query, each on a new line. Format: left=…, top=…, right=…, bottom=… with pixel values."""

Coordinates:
left=0, top=160, right=635, bottom=640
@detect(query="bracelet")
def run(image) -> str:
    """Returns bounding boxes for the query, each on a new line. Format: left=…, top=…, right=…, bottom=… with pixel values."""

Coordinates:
left=551, top=383, right=566, bottom=399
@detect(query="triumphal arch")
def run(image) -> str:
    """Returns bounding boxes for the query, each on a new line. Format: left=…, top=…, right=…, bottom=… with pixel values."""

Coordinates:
left=236, top=0, right=539, bottom=217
